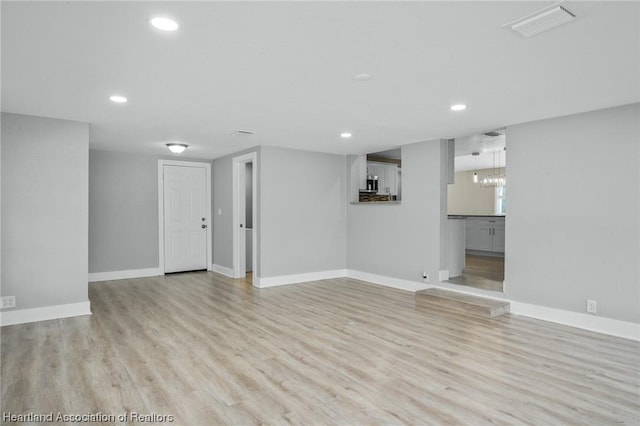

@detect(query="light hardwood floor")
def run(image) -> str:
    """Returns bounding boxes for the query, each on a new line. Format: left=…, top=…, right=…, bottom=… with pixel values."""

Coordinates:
left=448, top=254, right=505, bottom=292
left=2, top=272, right=639, bottom=425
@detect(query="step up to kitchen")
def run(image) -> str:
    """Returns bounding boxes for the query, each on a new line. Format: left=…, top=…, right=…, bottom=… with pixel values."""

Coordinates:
left=415, top=288, right=510, bottom=318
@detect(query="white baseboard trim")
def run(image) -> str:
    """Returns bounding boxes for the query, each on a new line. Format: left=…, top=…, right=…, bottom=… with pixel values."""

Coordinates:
left=210, top=263, right=235, bottom=278
left=89, top=268, right=162, bottom=282
left=346, top=270, right=430, bottom=292
left=510, top=301, right=640, bottom=342
left=83, top=265, right=638, bottom=342
left=255, top=269, right=347, bottom=288
left=343, top=272, right=639, bottom=341
left=0, top=301, right=91, bottom=326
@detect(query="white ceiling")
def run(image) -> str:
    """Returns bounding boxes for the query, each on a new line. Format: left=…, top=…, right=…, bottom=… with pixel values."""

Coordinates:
left=455, top=131, right=507, bottom=171
left=2, top=1, right=638, bottom=160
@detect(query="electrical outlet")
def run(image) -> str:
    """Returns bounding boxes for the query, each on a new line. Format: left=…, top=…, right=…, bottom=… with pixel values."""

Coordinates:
left=1, top=296, right=16, bottom=309
left=422, top=272, right=430, bottom=283
left=586, top=299, right=597, bottom=314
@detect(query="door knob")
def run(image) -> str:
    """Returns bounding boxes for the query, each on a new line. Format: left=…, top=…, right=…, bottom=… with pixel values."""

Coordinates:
left=240, top=224, right=244, bottom=228
left=201, top=224, right=207, bottom=229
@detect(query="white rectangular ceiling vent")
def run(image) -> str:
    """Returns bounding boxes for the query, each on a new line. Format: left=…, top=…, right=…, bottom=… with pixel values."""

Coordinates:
left=503, top=2, right=576, bottom=38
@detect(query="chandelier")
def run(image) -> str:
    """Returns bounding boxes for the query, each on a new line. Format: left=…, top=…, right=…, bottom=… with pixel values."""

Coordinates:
left=479, top=149, right=506, bottom=188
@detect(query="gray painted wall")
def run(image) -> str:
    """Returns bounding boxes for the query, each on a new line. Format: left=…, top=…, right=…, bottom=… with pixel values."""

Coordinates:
left=5, top=104, right=634, bottom=329
left=347, top=139, right=443, bottom=282
left=212, top=150, right=242, bottom=271
left=212, top=146, right=346, bottom=278
left=89, top=150, right=159, bottom=272
left=439, top=139, right=450, bottom=272
left=505, top=103, right=639, bottom=323
left=89, top=149, right=212, bottom=273
left=260, top=146, right=346, bottom=277
left=1, top=113, right=89, bottom=309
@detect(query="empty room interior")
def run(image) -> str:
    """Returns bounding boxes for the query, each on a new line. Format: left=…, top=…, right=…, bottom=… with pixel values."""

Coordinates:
left=1, top=1, right=639, bottom=425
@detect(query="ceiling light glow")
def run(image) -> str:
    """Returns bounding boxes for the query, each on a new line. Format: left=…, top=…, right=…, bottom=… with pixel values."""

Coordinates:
left=450, top=104, right=467, bottom=111
left=151, top=17, right=179, bottom=31
left=353, top=73, right=372, bottom=81
left=340, top=132, right=352, bottom=139
left=109, top=95, right=128, bottom=103
left=166, top=143, right=188, bottom=154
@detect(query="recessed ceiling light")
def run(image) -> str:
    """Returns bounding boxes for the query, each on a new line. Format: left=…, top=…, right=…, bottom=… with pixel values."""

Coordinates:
left=353, top=73, right=372, bottom=81
left=166, top=143, right=188, bottom=154
left=109, top=95, right=127, bottom=103
left=340, top=132, right=352, bottom=139
left=450, top=104, right=467, bottom=111
left=151, top=17, right=179, bottom=32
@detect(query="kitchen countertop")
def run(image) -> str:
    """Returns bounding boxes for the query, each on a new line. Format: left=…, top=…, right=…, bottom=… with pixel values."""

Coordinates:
left=448, top=215, right=505, bottom=219
left=351, top=201, right=402, bottom=205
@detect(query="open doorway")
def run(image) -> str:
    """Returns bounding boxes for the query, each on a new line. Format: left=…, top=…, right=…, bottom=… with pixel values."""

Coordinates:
left=232, top=152, right=257, bottom=283
left=447, top=130, right=506, bottom=292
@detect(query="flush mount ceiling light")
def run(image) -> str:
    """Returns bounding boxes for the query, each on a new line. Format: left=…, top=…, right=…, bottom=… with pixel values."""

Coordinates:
left=450, top=104, right=467, bottom=111
left=150, top=17, right=179, bottom=31
left=353, top=73, right=372, bottom=82
left=109, top=95, right=127, bottom=103
left=166, top=143, right=188, bottom=154
left=502, top=2, right=576, bottom=37
left=231, top=130, right=255, bottom=136
left=340, top=132, right=352, bottom=139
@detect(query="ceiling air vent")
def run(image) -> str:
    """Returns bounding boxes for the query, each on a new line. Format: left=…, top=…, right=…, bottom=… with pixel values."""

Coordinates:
left=503, top=2, right=576, bottom=37
left=483, top=131, right=502, bottom=137
left=231, top=130, right=255, bottom=136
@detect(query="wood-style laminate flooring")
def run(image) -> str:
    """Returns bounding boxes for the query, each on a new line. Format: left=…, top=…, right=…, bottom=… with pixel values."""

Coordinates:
left=448, top=254, right=505, bottom=292
left=2, top=272, right=639, bottom=425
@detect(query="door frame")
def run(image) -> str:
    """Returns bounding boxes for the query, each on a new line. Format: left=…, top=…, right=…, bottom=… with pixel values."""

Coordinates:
left=158, top=159, right=212, bottom=274
left=232, top=152, right=257, bottom=279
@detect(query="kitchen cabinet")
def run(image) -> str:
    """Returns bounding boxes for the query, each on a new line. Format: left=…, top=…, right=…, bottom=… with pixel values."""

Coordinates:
left=465, top=217, right=505, bottom=253
left=492, top=221, right=506, bottom=252
left=466, top=220, right=493, bottom=251
left=367, top=162, right=398, bottom=195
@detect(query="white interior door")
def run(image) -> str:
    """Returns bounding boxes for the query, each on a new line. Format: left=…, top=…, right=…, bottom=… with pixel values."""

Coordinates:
left=163, top=165, right=208, bottom=273
left=238, top=167, right=247, bottom=275
left=233, top=152, right=257, bottom=280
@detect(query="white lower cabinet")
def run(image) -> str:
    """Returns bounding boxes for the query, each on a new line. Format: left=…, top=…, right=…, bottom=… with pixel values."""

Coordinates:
left=465, top=217, right=505, bottom=253
left=492, top=221, right=506, bottom=252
